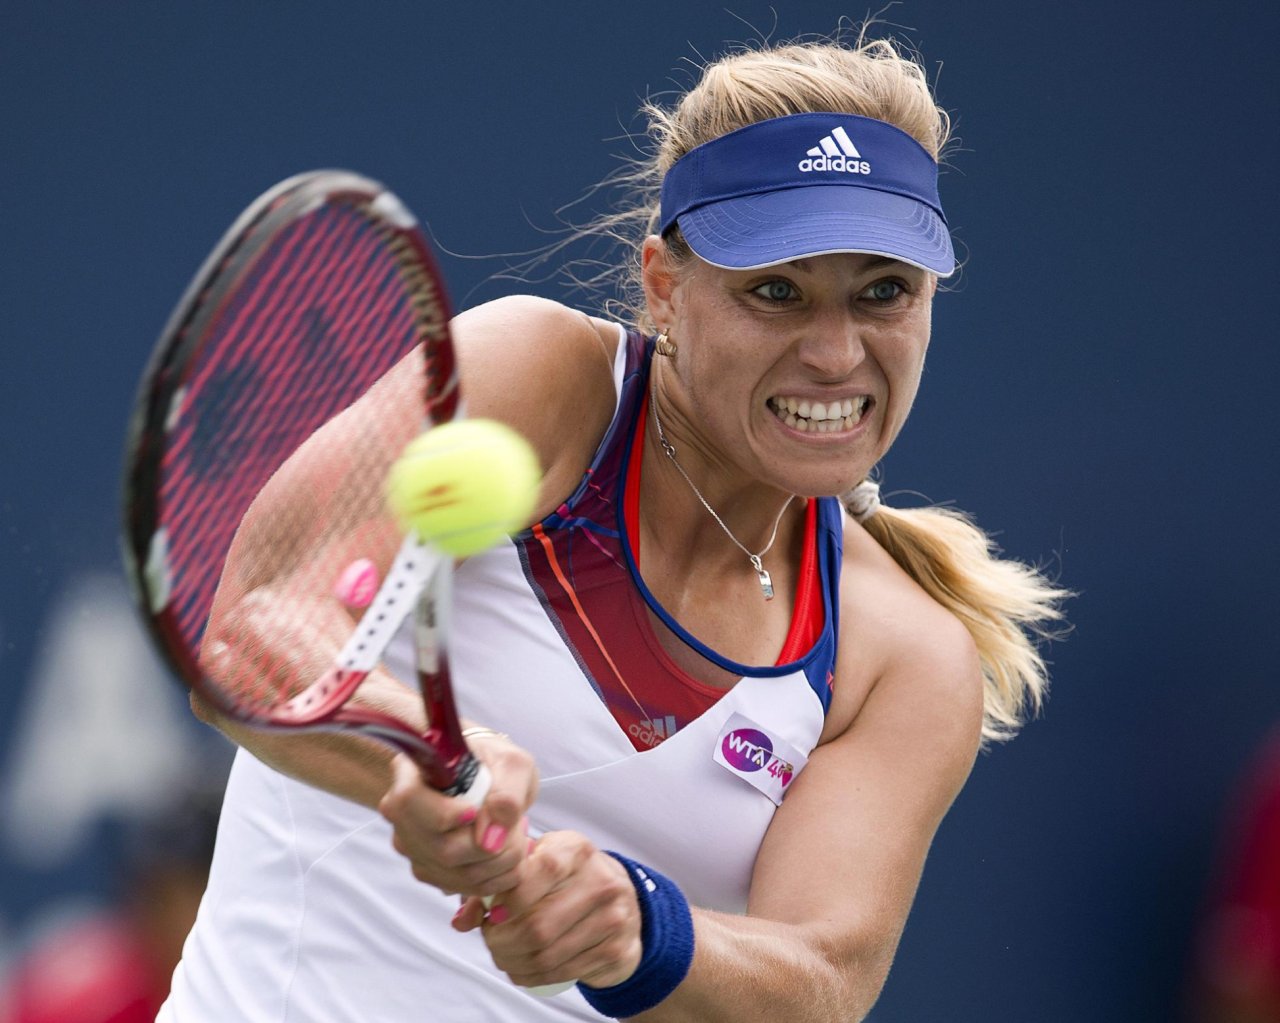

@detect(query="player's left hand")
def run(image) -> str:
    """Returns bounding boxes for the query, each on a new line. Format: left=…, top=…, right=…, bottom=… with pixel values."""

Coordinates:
left=379, top=731, right=538, bottom=898
left=452, top=830, right=643, bottom=990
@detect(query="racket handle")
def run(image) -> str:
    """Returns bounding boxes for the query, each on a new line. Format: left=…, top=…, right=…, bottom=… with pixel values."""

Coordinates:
left=455, top=758, right=492, bottom=808
left=456, top=764, right=573, bottom=997
left=522, top=979, right=575, bottom=997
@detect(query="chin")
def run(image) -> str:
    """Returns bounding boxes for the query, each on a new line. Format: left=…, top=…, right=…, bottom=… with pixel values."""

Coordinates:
left=780, top=468, right=868, bottom=500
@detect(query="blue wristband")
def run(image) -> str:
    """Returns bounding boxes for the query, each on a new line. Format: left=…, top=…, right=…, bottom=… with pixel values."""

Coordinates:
left=576, top=852, right=695, bottom=1019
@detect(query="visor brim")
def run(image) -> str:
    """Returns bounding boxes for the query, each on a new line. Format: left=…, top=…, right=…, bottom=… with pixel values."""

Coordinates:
left=676, top=185, right=955, bottom=277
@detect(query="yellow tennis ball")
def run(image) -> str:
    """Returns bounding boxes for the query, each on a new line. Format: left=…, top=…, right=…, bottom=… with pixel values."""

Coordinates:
left=385, top=419, right=542, bottom=557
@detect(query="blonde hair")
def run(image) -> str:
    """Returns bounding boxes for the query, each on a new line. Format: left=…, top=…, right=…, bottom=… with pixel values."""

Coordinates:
left=648, top=36, right=949, bottom=199
left=859, top=501, right=1069, bottom=743
left=561, top=34, right=1067, bottom=742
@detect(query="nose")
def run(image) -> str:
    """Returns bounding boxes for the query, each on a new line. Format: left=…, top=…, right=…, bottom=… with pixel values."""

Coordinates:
left=795, top=307, right=866, bottom=380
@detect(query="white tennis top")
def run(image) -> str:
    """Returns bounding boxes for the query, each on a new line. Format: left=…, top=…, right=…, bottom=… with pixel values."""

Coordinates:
left=159, top=328, right=841, bottom=1021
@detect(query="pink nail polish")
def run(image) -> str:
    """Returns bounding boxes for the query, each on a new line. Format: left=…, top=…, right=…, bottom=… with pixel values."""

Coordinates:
left=482, top=824, right=507, bottom=853
left=457, top=806, right=478, bottom=825
left=487, top=905, right=510, bottom=925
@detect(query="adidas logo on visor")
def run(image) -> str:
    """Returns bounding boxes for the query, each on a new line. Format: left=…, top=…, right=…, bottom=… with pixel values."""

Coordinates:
left=798, top=125, right=871, bottom=175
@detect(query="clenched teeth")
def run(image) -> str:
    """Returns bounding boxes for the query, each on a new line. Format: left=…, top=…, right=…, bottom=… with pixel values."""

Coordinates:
left=768, top=395, right=869, bottom=433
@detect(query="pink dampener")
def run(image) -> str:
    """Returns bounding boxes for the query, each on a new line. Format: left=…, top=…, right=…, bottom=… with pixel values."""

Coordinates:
left=334, top=558, right=379, bottom=608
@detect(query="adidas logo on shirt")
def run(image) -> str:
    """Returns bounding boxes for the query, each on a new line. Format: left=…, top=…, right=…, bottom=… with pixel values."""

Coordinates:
left=629, top=715, right=679, bottom=748
left=797, top=125, right=871, bottom=175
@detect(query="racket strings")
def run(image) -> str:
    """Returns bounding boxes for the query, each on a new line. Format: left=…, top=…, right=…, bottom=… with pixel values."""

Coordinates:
left=202, top=357, right=423, bottom=712
left=155, top=196, right=438, bottom=716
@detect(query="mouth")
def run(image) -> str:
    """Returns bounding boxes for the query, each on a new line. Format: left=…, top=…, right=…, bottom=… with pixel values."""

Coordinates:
left=767, top=394, right=871, bottom=434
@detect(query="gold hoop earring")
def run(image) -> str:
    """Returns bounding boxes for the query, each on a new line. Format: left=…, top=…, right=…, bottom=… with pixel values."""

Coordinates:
left=655, top=330, right=678, bottom=360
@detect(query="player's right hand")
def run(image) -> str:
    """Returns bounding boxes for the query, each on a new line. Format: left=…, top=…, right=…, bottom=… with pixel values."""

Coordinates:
left=452, top=831, right=644, bottom=991
left=379, top=734, right=538, bottom=897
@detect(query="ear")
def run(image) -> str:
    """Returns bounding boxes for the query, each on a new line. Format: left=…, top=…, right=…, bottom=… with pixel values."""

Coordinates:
left=641, top=235, right=681, bottom=332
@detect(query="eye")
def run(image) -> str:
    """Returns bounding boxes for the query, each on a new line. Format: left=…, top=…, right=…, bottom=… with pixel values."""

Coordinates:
left=862, top=279, right=906, bottom=303
left=751, top=279, right=799, bottom=303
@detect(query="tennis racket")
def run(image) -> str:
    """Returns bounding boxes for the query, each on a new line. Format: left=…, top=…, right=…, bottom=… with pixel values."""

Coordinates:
left=122, top=167, right=482, bottom=786
left=122, top=170, right=572, bottom=997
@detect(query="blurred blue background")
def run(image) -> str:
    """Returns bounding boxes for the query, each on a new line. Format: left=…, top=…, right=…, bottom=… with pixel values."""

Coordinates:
left=2, top=2, right=1277, bottom=1019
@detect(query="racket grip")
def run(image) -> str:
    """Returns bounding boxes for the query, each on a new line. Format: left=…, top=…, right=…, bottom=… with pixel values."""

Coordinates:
left=455, top=759, right=492, bottom=808
left=522, top=980, right=575, bottom=997
left=457, top=765, right=574, bottom=997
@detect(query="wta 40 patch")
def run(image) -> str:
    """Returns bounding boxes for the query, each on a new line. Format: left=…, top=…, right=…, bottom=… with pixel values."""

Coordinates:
left=712, top=712, right=808, bottom=806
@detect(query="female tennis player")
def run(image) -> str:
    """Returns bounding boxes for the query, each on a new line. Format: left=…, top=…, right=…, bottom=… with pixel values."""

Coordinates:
left=162, top=33, right=1066, bottom=1022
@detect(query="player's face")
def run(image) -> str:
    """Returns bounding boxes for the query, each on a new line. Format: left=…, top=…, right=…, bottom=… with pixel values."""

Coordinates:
left=647, top=242, right=936, bottom=497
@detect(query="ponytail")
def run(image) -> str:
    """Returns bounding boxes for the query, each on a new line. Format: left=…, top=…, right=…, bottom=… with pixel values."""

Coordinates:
left=850, top=489, right=1069, bottom=744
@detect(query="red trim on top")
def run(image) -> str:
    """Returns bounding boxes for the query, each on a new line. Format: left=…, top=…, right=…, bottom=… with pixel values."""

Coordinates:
left=776, top=497, right=823, bottom=665
left=626, top=386, right=824, bottom=666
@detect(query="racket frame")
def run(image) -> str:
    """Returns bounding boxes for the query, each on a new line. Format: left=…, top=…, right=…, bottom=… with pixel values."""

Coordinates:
left=122, top=171, right=473, bottom=792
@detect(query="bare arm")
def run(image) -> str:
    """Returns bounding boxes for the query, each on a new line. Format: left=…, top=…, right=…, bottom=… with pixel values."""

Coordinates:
left=194, top=295, right=617, bottom=861
left=194, top=347, right=428, bottom=807
left=646, top=601, right=983, bottom=1020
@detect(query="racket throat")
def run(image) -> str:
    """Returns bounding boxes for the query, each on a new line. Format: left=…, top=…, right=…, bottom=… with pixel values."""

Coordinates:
left=268, top=666, right=367, bottom=724
left=414, top=570, right=468, bottom=756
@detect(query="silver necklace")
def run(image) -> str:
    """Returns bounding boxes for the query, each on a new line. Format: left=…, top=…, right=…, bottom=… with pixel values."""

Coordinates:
left=649, top=385, right=794, bottom=600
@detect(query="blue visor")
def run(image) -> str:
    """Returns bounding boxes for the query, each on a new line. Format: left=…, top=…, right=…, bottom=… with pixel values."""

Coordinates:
left=659, top=113, right=954, bottom=276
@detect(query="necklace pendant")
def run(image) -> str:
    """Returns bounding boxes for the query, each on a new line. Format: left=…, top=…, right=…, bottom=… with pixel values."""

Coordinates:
left=749, top=555, right=775, bottom=600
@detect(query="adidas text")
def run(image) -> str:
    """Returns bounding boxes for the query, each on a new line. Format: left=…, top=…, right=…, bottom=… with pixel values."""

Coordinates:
left=798, top=155, right=871, bottom=174
left=630, top=715, right=678, bottom=748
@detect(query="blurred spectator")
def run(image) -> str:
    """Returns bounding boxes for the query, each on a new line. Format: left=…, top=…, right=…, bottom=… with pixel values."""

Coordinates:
left=1191, top=727, right=1280, bottom=1022
left=0, top=779, right=221, bottom=1023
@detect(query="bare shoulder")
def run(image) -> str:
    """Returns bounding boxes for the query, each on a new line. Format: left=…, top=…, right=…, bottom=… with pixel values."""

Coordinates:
left=452, top=294, right=620, bottom=368
left=825, top=516, right=984, bottom=757
left=451, top=295, right=623, bottom=520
